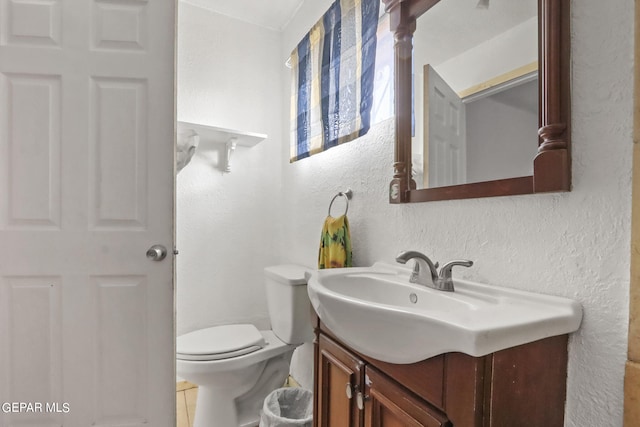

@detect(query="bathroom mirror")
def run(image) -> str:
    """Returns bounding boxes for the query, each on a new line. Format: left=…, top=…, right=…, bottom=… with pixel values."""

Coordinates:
left=383, top=0, right=570, bottom=203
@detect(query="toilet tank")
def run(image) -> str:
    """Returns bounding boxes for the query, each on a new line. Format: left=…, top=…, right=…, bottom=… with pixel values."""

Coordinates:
left=264, top=265, right=314, bottom=345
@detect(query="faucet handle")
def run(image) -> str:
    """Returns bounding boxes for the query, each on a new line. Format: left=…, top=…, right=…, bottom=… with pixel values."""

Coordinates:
left=437, top=260, right=473, bottom=292
left=439, top=260, right=473, bottom=281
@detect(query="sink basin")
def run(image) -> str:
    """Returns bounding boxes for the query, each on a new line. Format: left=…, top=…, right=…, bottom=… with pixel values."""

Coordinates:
left=307, top=262, right=582, bottom=364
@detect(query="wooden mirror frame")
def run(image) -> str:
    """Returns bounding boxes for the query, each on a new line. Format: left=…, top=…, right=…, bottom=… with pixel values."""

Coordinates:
left=383, top=0, right=571, bottom=203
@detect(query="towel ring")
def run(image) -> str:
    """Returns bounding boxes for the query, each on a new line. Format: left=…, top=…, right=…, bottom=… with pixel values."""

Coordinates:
left=328, top=189, right=353, bottom=217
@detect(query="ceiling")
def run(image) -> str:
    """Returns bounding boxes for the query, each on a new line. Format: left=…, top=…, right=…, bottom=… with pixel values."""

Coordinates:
left=180, top=0, right=536, bottom=56
left=180, top=0, right=306, bottom=31
left=414, top=0, right=537, bottom=66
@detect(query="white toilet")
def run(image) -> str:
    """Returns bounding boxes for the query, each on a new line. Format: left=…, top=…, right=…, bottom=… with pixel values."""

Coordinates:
left=176, top=265, right=313, bottom=427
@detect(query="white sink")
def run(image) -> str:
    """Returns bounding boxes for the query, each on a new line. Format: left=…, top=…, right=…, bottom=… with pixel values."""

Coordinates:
left=307, top=262, right=582, bottom=364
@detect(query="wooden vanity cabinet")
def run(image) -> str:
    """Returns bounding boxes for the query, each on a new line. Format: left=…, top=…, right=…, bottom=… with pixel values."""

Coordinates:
left=314, top=323, right=569, bottom=427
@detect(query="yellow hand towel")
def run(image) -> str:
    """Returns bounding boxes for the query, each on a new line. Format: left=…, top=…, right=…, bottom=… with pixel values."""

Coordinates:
left=318, top=215, right=352, bottom=269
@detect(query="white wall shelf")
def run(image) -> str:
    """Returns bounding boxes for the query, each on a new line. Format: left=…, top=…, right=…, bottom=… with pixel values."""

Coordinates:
left=177, top=121, right=267, bottom=172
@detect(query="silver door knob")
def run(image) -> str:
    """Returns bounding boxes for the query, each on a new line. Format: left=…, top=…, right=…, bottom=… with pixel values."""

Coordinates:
left=146, top=245, right=167, bottom=261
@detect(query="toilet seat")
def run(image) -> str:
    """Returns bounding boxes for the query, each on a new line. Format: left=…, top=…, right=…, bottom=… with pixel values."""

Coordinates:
left=177, top=324, right=266, bottom=361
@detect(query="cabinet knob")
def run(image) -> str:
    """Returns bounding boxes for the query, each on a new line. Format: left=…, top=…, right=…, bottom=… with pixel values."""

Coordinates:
left=357, top=391, right=370, bottom=410
left=345, top=383, right=353, bottom=399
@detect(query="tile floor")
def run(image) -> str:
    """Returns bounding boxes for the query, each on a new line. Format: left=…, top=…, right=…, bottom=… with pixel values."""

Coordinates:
left=176, top=381, right=197, bottom=427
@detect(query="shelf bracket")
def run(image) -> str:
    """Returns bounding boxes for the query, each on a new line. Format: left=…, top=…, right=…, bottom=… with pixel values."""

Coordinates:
left=225, top=138, right=237, bottom=173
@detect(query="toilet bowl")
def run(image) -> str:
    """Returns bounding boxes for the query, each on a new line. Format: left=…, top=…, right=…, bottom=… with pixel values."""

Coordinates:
left=176, top=265, right=312, bottom=427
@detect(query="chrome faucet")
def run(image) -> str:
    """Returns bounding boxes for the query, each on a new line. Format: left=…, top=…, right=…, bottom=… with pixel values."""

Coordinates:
left=395, top=251, right=473, bottom=292
left=395, top=251, right=439, bottom=288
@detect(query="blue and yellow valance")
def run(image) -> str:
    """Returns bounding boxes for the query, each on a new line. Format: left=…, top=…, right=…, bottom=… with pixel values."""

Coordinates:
left=290, top=0, right=380, bottom=162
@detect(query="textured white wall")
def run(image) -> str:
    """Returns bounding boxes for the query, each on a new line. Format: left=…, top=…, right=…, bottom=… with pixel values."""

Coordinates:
left=280, top=0, right=633, bottom=425
left=176, top=3, right=284, bottom=335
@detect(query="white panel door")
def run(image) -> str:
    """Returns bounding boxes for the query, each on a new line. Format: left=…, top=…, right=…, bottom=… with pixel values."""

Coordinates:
left=424, top=64, right=466, bottom=187
left=0, top=0, right=175, bottom=426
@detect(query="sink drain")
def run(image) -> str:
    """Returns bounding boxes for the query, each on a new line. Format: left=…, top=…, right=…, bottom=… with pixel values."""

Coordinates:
left=409, top=293, right=418, bottom=304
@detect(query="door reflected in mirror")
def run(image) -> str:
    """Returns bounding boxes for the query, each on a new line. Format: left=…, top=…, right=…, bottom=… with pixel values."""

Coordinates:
left=411, top=0, right=538, bottom=189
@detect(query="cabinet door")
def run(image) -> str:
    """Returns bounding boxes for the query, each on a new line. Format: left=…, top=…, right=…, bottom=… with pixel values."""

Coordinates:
left=317, top=334, right=365, bottom=427
left=364, top=367, right=451, bottom=427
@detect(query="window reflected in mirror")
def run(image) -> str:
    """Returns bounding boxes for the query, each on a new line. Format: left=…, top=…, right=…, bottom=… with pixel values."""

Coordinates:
left=372, top=11, right=395, bottom=126
left=411, top=0, right=538, bottom=189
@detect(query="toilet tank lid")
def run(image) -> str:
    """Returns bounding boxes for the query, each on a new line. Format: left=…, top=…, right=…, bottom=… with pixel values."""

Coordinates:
left=264, top=264, right=309, bottom=286
left=177, top=324, right=265, bottom=355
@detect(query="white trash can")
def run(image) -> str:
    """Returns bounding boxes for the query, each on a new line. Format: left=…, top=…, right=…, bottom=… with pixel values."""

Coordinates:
left=259, top=387, right=313, bottom=427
